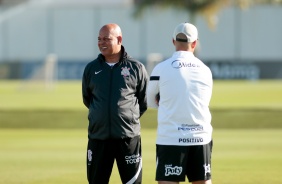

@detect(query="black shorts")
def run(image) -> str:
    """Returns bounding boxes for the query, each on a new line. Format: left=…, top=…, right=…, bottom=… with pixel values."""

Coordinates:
left=156, top=140, right=213, bottom=182
left=87, top=136, right=142, bottom=184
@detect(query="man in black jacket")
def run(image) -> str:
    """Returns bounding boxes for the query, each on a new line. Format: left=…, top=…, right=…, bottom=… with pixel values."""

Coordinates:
left=82, top=23, right=148, bottom=184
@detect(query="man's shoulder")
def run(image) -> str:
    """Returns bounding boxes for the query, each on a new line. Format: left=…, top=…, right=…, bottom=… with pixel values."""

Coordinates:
left=195, top=58, right=211, bottom=70
left=126, top=56, right=141, bottom=63
left=86, top=56, right=102, bottom=66
left=125, top=56, right=145, bottom=68
left=155, top=57, right=172, bottom=69
left=84, top=56, right=103, bottom=73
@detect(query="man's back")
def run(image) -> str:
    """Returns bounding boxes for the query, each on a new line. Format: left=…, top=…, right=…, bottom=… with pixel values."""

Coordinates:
left=147, top=22, right=213, bottom=184
left=147, top=51, right=213, bottom=146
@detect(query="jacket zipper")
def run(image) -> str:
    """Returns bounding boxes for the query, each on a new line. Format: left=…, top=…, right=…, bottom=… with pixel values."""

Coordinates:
left=108, top=66, right=114, bottom=139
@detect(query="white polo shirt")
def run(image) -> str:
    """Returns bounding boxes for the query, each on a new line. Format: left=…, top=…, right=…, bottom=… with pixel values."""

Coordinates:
left=147, top=51, right=213, bottom=146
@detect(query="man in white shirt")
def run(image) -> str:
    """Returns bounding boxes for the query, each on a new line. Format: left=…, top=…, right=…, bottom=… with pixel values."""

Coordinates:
left=147, top=22, right=213, bottom=184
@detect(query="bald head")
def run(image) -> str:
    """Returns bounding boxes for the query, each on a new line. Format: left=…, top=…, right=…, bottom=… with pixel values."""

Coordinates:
left=100, top=23, right=122, bottom=37
left=98, top=23, right=123, bottom=62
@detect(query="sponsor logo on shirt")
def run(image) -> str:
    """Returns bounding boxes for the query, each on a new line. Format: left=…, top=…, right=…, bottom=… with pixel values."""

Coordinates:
left=165, top=164, right=182, bottom=176
left=125, top=154, right=141, bottom=164
left=179, top=137, right=203, bottom=143
left=171, top=60, right=200, bottom=69
left=178, top=124, right=203, bottom=131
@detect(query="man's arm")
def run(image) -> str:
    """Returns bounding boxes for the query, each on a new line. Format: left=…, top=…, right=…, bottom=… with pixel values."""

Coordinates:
left=82, top=67, right=91, bottom=109
left=147, top=66, right=160, bottom=109
left=136, top=64, right=148, bottom=117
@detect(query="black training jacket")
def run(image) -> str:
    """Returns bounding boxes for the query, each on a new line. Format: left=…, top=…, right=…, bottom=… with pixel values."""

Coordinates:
left=82, top=46, right=148, bottom=140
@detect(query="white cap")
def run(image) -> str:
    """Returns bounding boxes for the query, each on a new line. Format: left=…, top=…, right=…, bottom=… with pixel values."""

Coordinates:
left=173, top=22, right=198, bottom=43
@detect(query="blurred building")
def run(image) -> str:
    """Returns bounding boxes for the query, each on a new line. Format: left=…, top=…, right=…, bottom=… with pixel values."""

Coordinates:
left=0, top=0, right=281, bottom=79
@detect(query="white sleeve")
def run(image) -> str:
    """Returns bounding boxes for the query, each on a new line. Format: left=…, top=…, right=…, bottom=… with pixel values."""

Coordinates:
left=146, top=65, right=160, bottom=109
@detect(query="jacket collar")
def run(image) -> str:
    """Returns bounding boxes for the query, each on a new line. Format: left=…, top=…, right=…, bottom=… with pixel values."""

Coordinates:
left=98, top=45, right=128, bottom=64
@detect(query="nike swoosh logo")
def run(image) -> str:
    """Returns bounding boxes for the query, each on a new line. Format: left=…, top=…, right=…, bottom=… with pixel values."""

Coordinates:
left=95, top=70, right=102, bottom=74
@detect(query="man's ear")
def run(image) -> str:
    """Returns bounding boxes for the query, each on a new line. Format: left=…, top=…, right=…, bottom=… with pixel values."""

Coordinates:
left=117, top=36, right=122, bottom=45
left=172, top=39, right=176, bottom=46
left=191, top=40, right=197, bottom=48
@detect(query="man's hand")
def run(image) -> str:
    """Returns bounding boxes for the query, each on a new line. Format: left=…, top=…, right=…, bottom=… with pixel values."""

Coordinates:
left=155, top=93, right=160, bottom=106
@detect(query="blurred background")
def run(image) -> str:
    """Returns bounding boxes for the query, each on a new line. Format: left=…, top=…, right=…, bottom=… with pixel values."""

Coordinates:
left=0, top=0, right=281, bottom=81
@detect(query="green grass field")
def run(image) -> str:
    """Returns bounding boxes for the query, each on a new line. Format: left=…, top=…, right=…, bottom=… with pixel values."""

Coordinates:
left=1, top=80, right=282, bottom=183
left=0, top=129, right=281, bottom=184
left=1, top=80, right=282, bottom=110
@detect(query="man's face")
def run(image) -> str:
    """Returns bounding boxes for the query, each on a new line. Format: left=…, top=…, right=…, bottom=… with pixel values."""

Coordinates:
left=98, top=28, right=121, bottom=58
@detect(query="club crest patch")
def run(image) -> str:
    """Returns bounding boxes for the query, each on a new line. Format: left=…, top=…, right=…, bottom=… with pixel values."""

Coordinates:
left=121, top=66, right=131, bottom=77
left=88, top=149, right=92, bottom=162
left=203, top=163, right=211, bottom=176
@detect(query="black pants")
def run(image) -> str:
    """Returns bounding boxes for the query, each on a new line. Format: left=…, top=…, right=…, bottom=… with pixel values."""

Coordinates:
left=156, top=141, right=213, bottom=182
left=87, top=136, right=142, bottom=184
